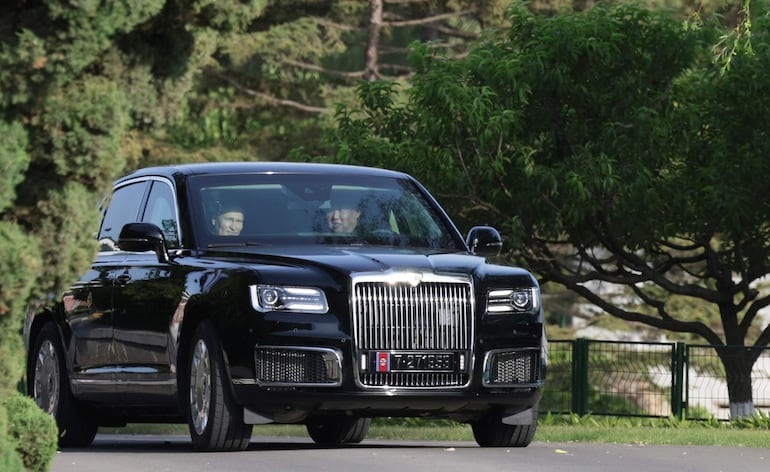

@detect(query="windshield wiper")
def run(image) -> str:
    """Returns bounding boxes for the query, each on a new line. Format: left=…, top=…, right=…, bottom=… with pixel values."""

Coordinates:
left=206, top=242, right=247, bottom=248
left=206, top=241, right=268, bottom=248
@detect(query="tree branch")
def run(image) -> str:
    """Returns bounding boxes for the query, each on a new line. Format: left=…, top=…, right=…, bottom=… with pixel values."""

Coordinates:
left=280, top=58, right=365, bottom=79
left=548, top=269, right=723, bottom=345
left=434, top=25, right=481, bottom=40
left=384, top=11, right=471, bottom=27
left=205, top=68, right=329, bottom=114
left=739, top=293, right=770, bottom=333
left=384, top=0, right=431, bottom=4
left=590, top=221, right=724, bottom=303
left=314, top=18, right=359, bottom=32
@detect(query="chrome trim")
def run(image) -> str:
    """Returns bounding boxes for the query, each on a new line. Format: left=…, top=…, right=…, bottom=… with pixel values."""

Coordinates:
left=232, top=378, right=258, bottom=385
left=351, top=271, right=474, bottom=389
left=71, top=379, right=114, bottom=385
left=71, top=379, right=176, bottom=386
left=116, top=379, right=177, bottom=386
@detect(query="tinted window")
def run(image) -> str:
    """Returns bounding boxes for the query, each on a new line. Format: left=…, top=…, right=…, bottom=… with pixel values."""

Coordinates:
left=142, top=180, right=180, bottom=249
left=97, top=181, right=147, bottom=251
left=188, top=173, right=461, bottom=250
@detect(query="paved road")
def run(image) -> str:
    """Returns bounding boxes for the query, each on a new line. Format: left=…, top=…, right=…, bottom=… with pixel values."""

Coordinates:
left=51, top=434, right=767, bottom=472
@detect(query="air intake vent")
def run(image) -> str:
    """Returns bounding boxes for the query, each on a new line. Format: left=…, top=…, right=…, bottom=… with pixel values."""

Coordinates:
left=254, top=346, right=342, bottom=387
left=483, top=348, right=541, bottom=386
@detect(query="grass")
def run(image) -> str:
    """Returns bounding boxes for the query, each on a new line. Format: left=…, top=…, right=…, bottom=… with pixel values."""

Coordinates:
left=534, top=413, right=770, bottom=448
left=101, top=413, right=770, bottom=448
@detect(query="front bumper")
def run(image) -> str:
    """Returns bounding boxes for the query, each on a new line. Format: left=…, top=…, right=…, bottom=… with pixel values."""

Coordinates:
left=230, top=344, right=544, bottom=424
left=234, top=384, right=543, bottom=424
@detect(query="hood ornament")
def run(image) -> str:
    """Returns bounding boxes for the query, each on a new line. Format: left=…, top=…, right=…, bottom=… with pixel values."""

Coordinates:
left=384, top=270, right=424, bottom=287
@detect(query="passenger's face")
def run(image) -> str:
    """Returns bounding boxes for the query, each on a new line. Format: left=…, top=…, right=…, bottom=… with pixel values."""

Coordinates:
left=214, top=210, right=244, bottom=236
left=327, top=207, right=360, bottom=233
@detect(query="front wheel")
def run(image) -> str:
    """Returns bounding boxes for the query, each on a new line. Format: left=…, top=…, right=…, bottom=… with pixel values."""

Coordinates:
left=29, top=322, right=97, bottom=447
left=187, top=321, right=253, bottom=451
left=471, top=408, right=538, bottom=448
left=306, top=416, right=371, bottom=445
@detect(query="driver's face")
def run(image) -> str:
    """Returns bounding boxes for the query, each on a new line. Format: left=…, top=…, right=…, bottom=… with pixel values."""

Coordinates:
left=327, top=207, right=360, bottom=233
left=214, top=210, right=244, bottom=236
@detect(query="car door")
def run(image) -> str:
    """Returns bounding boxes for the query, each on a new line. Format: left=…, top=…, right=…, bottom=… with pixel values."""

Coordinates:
left=112, top=178, right=184, bottom=404
left=66, top=180, right=148, bottom=398
left=64, top=257, right=123, bottom=397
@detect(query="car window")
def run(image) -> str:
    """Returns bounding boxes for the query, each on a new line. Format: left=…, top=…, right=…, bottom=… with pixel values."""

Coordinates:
left=142, top=180, right=180, bottom=249
left=188, top=174, right=460, bottom=250
left=97, top=181, right=148, bottom=252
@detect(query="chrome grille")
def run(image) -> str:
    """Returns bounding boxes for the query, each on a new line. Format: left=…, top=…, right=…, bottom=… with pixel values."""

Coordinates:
left=360, top=372, right=468, bottom=388
left=352, top=272, right=474, bottom=388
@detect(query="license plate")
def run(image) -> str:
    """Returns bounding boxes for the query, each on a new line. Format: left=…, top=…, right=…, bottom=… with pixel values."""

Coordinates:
left=374, top=352, right=456, bottom=372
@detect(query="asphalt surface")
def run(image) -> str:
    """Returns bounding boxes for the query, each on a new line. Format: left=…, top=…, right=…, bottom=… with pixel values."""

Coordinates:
left=50, top=434, right=768, bottom=472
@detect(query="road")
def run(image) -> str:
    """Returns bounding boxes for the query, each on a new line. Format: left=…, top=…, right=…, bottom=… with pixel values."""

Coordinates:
left=50, top=434, right=767, bottom=472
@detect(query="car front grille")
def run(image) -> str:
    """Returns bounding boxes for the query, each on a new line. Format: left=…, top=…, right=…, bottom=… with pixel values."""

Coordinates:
left=359, top=372, right=469, bottom=388
left=352, top=272, right=474, bottom=388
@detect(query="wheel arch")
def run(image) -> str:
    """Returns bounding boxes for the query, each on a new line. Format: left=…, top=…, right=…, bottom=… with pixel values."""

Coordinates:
left=174, top=303, right=240, bottom=410
left=25, top=308, right=68, bottom=392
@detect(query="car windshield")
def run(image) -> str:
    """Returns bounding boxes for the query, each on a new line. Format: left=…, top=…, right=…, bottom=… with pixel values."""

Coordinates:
left=188, top=173, right=462, bottom=250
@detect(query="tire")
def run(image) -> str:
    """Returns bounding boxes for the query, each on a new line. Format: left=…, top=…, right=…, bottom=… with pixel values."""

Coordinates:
left=187, top=321, right=253, bottom=451
left=306, top=416, right=371, bottom=445
left=29, top=323, right=97, bottom=448
left=471, top=408, right=538, bottom=448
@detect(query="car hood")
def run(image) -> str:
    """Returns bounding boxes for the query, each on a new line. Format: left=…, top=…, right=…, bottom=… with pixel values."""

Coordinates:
left=200, top=245, right=534, bottom=288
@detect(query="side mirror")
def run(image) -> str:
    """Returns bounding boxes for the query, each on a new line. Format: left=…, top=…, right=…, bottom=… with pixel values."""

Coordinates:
left=118, top=223, right=170, bottom=263
left=465, top=226, right=503, bottom=257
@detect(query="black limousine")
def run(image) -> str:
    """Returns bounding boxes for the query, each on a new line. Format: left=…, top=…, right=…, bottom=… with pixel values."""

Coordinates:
left=24, top=162, right=546, bottom=451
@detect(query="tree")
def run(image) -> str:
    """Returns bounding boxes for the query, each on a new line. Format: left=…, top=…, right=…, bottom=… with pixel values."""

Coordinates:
left=0, top=0, right=506, bottom=391
left=0, top=0, right=268, bottom=389
left=171, top=0, right=511, bottom=161
left=323, top=2, right=770, bottom=418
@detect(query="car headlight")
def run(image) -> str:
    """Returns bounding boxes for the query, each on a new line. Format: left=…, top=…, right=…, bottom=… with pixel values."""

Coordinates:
left=249, top=285, right=329, bottom=314
left=487, top=287, right=539, bottom=314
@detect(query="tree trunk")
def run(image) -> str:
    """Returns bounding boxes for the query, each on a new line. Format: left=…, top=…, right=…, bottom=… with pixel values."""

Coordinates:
left=718, top=347, right=756, bottom=419
left=364, top=0, right=383, bottom=81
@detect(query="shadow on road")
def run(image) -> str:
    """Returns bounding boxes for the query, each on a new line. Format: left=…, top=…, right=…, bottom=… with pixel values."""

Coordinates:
left=73, top=434, right=475, bottom=453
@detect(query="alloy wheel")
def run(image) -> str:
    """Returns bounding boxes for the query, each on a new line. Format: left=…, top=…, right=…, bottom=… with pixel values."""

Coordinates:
left=190, top=339, right=211, bottom=435
left=34, top=339, right=60, bottom=414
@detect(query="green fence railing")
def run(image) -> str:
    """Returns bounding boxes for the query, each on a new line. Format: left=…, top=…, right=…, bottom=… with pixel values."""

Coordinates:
left=541, top=339, right=770, bottom=420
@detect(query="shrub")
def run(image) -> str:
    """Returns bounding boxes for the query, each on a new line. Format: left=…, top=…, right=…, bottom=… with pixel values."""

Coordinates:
left=0, top=221, right=42, bottom=390
left=0, top=401, right=24, bottom=472
left=3, top=391, right=57, bottom=472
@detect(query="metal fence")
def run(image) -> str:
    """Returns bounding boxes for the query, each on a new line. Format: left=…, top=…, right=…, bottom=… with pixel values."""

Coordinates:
left=541, top=339, right=770, bottom=420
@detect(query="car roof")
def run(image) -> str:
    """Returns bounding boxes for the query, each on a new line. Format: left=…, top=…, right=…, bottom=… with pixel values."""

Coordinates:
left=116, top=161, right=410, bottom=185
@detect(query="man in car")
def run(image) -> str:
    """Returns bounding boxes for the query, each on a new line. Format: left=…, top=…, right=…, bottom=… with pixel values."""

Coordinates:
left=326, top=194, right=361, bottom=234
left=212, top=201, right=244, bottom=236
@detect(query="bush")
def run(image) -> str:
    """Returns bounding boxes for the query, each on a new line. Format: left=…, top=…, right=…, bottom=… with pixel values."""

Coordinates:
left=0, top=400, right=24, bottom=472
left=3, top=391, right=57, bottom=472
left=0, top=221, right=42, bottom=390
